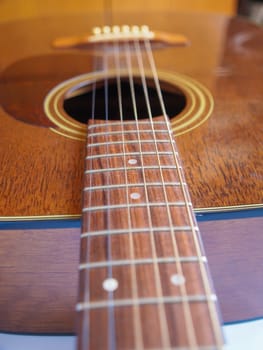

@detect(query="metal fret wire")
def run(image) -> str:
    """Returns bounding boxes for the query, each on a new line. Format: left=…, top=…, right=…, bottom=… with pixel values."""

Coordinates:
left=77, top=295, right=218, bottom=310
left=88, top=129, right=169, bottom=136
left=83, top=202, right=189, bottom=212
left=81, top=226, right=198, bottom=238
left=113, top=40, right=144, bottom=348
left=84, top=165, right=180, bottom=175
left=133, top=39, right=198, bottom=348
left=104, top=46, right=117, bottom=350
left=79, top=256, right=207, bottom=269
left=88, top=120, right=167, bottom=129
left=124, top=41, right=173, bottom=348
left=85, top=151, right=174, bottom=160
left=87, top=139, right=172, bottom=147
left=83, top=182, right=184, bottom=192
left=143, top=39, right=223, bottom=347
left=80, top=45, right=99, bottom=350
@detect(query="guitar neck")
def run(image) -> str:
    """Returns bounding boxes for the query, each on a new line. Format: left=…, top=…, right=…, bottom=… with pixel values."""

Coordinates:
left=77, top=116, right=223, bottom=349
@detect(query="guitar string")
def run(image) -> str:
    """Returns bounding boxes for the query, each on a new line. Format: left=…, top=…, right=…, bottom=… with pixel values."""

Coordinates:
left=134, top=38, right=198, bottom=348
left=113, top=40, right=144, bottom=349
left=81, top=44, right=100, bottom=349
left=143, top=38, right=223, bottom=347
left=144, top=37, right=224, bottom=347
left=126, top=40, right=171, bottom=349
left=82, top=30, right=222, bottom=349
left=83, top=44, right=118, bottom=350
left=104, top=44, right=117, bottom=350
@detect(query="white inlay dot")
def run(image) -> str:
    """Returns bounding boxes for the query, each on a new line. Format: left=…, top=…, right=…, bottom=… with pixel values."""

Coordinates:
left=130, top=192, right=141, bottom=200
left=170, top=274, right=186, bottom=286
left=128, top=158, right=137, bottom=165
left=102, top=278, right=119, bottom=292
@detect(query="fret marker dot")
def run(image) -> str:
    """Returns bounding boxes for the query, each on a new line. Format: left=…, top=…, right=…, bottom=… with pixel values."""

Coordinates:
left=130, top=192, right=141, bottom=200
left=102, top=278, right=119, bottom=292
left=170, top=274, right=186, bottom=286
left=128, top=158, right=137, bottom=165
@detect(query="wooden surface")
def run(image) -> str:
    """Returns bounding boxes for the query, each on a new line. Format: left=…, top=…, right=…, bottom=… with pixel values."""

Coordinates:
left=0, top=227, right=80, bottom=333
left=0, top=217, right=262, bottom=333
left=0, top=0, right=237, bottom=22
left=0, top=13, right=262, bottom=216
left=0, top=11, right=262, bottom=336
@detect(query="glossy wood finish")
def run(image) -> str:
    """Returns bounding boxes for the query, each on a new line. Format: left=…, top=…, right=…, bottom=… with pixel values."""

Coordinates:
left=0, top=14, right=262, bottom=216
left=200, top=216, right=263, bottom=324
left=0, top=216, right=262, bottom=334
left=0, top=12, right=262, bottom=335
left=0, top=227, right=80, bottom=333
left=0, top=0, right=237, bottom=22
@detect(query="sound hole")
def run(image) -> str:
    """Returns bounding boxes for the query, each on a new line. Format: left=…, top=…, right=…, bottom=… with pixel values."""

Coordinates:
left=63, top=78, right=187, bottom=123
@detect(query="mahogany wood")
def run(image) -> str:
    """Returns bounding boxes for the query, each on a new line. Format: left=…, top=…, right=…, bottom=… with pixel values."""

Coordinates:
left=0, top=0, right=237, bottom=22
left=0, top=228, right=80, bottom=333
left=0, top=14, right=262, bottom=215
left=0, top=216, right=262, bottom=334
left=0, top=11, right=262, bottom=336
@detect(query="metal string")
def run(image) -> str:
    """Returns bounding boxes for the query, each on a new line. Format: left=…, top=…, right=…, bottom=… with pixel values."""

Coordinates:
left=143, top=38, right=223, bottom=347
left=133, top=38, right=198, bottom=349
left=131, top=37, right=196, bottom=347
left=124, top=40, right=171, bottom=349
left=80, top=45, right=100, bottom=349
left=113, top=40, right=144, bottom=349
left=82, top=28, right=222, bottom=349
left=103, top=44, right=117, bottom=350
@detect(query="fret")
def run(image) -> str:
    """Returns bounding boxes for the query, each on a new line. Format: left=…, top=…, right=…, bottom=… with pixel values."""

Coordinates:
left=84, top=169, right=184, bottom=188
left=88, top=120, right=167, bottom=130
left=88, top=129, right=170, bottom=137
left=87, top=139, right=172, bottom=147
left=76, top=294, right=218, bottom=311
left=82, top=201, right=190, bottom=212
left=84, top=165, right=180, bottom=175
left=83, top=181, right=185, bottom=192
left=89, top=131, right=170, bottom=143
left=79, top=256, right=207, bottom=269
left=81, top=225, right=199, bottom=238
left=85, top=150, right=174, bottom=160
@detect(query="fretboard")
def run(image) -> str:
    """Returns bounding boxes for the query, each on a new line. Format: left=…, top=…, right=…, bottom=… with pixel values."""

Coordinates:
left=77, top=117, right=223, bottom=350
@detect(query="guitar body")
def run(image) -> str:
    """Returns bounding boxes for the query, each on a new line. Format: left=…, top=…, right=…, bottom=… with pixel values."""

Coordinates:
left=0, top=12, right=262, bottom=334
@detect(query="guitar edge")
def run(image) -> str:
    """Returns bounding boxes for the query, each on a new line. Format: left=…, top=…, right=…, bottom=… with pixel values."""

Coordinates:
left=0, top=212, right=262, bottom=334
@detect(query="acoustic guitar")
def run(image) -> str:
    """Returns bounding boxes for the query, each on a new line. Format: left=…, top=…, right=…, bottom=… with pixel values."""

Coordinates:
left=0, top=10, right=262, bottom=350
